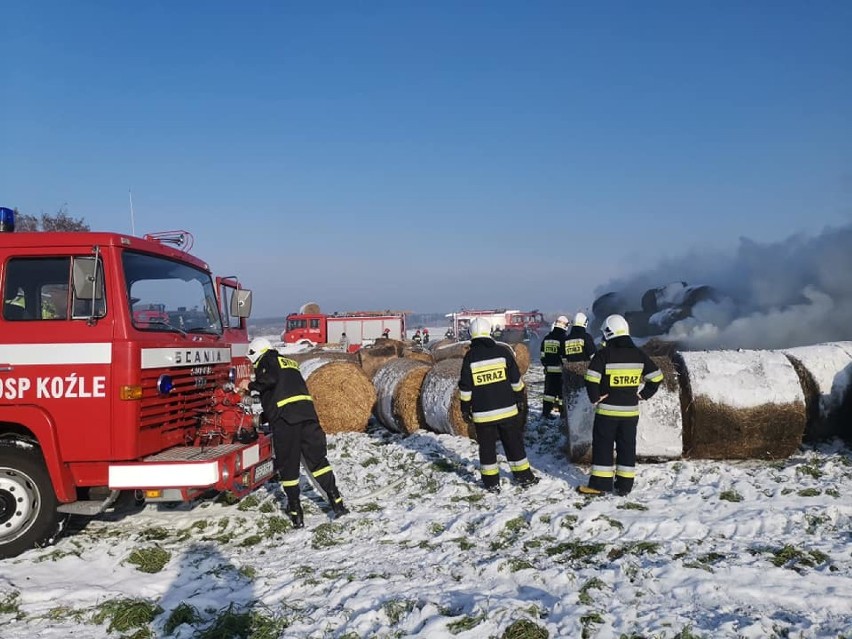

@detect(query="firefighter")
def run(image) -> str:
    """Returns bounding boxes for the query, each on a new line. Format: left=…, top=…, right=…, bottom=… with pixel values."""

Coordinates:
left=381, top=328, right=391, bottom=339
left=580, top=315, right=663, bottom=496
left=458, top=317, right=539, bottom=492
left=539, top=316, right=569, bottom=419
left=422, top=327, right=430, bottom=344
left=491, top=324, right=503, bottom=340
left=239, top=337, right=349, bottom=527
left=563, top=312, right=596, bottom=364
left=340, top=332, right=350, bottom=352
left=413, top=329, right=422, bottom=346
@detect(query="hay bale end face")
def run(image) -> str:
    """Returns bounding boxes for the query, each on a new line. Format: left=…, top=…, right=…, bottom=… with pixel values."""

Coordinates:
left=421, top=358, right=473, bottom=439
left=358, top=339, right=405, bottom=379
left=677, top=349, right=806, bottom=459
left=372, top=358, right=431, bottom=434
left=782, top=341, right=852, bottom=441
left=299, top=357, right=377, bottom=434
left=508, top=341, right=530, bottom=376
left=561, top=356, right=682, bottom=463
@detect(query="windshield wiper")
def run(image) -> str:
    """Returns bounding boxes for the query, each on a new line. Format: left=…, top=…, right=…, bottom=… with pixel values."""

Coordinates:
left=141, top=320, right=187, bottom=337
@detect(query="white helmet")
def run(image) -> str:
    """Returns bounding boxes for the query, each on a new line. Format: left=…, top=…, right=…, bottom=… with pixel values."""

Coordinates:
left=555, top=315, right=569, bottom=329
left=247, top=337, right=272, bottom=364
left=602, top=314, right=629, bottom=340
left=469, top=317, right=492, bottom=339
left=573, top=312, right=589, bottom=328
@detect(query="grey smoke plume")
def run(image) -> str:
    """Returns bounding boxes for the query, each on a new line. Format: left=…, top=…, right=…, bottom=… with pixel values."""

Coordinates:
left=595, top=224, right=852, bottom=350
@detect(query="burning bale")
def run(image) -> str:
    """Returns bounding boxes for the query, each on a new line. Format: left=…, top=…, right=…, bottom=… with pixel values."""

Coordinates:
left=781, top=341, right=852, bottom=441
left=372, top=358, right=432, bottom=434
left=421, top=358, right=474, bottom=439
left=357, top=339, right=405, bottom=379
left=299, top=357, right=377, bottom=434
left=676, top=349, right=806, bottom=459
left=561, top=357, right=682, bottom=463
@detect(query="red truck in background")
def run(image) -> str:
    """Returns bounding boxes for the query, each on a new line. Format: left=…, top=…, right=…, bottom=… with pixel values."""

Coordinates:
left=446, top=308, right=545, bottom=341
left=0, top=215, right=274, bottom=558
left=282, top=305, right=407, bottom=351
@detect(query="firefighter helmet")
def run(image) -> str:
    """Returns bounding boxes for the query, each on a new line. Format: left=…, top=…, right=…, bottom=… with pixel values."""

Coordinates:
left=573, top=312, right=589, bottom=329
left=602, top=314, right=629, bottom=340
left=555, top=315, right=569, bottom=329
left=247, top=337, right=272, bottom=364
left=469, top=317, right=492, bottom=339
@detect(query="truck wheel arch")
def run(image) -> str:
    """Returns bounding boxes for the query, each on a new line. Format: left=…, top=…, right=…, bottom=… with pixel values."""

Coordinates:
left=0, top=407, right=76, bottom=503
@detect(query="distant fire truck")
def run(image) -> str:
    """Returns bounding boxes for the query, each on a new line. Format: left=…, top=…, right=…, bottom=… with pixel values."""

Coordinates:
left=0, top=209, right=274, bottom=558
left=282, top=305, right=407, bottom=351
left=446, top=308, right=545, bottom=340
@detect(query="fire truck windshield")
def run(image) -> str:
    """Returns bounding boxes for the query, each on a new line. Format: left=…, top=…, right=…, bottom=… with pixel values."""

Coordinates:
left=123, top=251, right=223, bottom=335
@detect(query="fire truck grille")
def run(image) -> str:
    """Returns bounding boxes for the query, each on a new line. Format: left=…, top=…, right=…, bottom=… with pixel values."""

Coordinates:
left=140, top=367, right=230, bottom=436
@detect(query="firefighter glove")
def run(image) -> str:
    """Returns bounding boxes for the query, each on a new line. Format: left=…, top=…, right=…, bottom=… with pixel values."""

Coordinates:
left=461, top=402, right=473, bottom=425
left=516, top=393, right=528, bottom=416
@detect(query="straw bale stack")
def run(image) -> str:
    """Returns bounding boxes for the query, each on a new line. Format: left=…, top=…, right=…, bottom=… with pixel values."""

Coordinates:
left=421, top=358, right=474, bottom=439
left=357, top=339, right=405, bottom=379
left=299, top=357, right=377, bottom=434
left=372, top=358, right=432, bottom=434
left=299, top=302, right=321, bottom=314
left=676, top=349, right=806, bottom=459
left=432, top=341, right=470, bottom=363
left=285, top=348, right=358, bottom=364
left=427, top=338, right=454, bottom=351
left=561, top=357, right=682, bottom=463
left=781, top=341, right=852, bottom=441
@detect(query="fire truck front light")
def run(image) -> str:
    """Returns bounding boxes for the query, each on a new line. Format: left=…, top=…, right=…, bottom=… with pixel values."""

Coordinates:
left=156, top=374, right=174, bottom=396
left=228, top=367, right=237, bottom=384
left=120, top=385, right=143, bottom=400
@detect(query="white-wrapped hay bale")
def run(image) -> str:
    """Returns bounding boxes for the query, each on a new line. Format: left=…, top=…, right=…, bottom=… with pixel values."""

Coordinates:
left=358, top=339, right=405, bottom=379
left=561, top=357, right=682, bottom=463
left=781, top=341, right=852, bottom=441
left=300, top=357, right=377, bottom=434
left=677, top=349, right=806, bottom=459
left=372, top=358, right=431, bottom=434
left=421, top=358, right=473, bottom=439
left=432, top=341, right=470, bottom=363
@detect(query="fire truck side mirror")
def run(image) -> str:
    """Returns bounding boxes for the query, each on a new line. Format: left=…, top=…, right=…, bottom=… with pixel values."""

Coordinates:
left=230, top=289, right=253, bottom=318
left=72, top=257, right=105, bottom=300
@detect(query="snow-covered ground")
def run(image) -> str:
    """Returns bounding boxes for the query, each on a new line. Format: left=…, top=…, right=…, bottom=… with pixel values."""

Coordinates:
left=0, top=363, right=850, bottom=638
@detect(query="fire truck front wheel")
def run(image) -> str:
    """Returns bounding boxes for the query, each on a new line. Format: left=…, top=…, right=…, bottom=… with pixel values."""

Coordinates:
left=0, top=443, right=62, bottom=559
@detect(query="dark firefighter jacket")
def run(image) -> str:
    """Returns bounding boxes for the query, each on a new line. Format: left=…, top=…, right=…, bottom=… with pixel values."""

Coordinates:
left=248, top=349, right=318, bottom=424
left=563, top=325, right=596, bottom=363
left=539, top=326, right=567, bottom=373
left=459, top=337, right=525, bottom=424
left=584, top=336, right=663, bottom=418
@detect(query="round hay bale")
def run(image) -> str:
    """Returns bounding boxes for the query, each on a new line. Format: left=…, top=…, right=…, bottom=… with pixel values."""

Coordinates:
left=372, top=358, right=432, bottom=434
left=358, top=339, right=405, bottom=379
left=427, top=338, right=454, bottom=351
left=299, top=302, right=321, bottom=314
left=421, top=358, right=474, bottom=439
left=781, top=341, right=852, bottom=441
left=561, top=356, right=682, bottom=463
left=285, top=348, right=359, bottom=364
left=432, top=341, right=470, bottom=363
left=402, top=347, right=434, bottom=364
left=676, top=349, right=806, bottom=460
left=507, top=341, right=530, bottom=376
left=299, top=357, right=377, bottom=434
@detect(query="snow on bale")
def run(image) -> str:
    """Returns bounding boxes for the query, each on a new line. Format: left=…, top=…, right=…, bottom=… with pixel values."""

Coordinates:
left=357, top=339, right=405, bottom=379
left=676, top=349, right=806, bottom=459
left=781, top=341, right=852, bottom=441
left=299, top=357, right=377, bottom=434
left=372, top=358, right=432, bottom=434
left=285, top=348, right=359, bottom=364
left=421, top=358, right=474, bottom=439
left=561, top=357, right=683, bottom=463
left=432, top=341, right=470, bottom=362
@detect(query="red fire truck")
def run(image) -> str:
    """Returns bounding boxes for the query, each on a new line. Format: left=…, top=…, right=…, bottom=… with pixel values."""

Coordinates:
left=446, top=308, right=545, bottom=339
left=282, top=309, right=407, bottom=351
left=0, top=217, right=274, bottom=558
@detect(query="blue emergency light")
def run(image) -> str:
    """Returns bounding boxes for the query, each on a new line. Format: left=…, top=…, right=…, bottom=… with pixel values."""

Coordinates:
left=0, top=207, right=15, bottom=233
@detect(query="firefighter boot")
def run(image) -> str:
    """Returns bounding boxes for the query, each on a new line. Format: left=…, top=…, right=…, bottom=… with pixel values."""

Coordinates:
left=514, top=469, right=540, bottom=488
left=285, top=501, right=304, bottom=529
left=327, top=489, right=350, bottom=518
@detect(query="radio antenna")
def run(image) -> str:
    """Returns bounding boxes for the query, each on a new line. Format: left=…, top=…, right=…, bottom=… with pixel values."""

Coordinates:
left=129, top=189, right=136, bottom=236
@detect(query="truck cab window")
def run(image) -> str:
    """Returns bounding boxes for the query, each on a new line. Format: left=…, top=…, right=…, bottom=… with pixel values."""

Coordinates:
left=122, top=251, right=223, bottom=335
left=3, top=257, right=77, bottom=321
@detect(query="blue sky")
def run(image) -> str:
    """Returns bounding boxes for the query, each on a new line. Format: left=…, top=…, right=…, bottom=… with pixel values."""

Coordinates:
left=2, top=1, right=850, bottom=319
